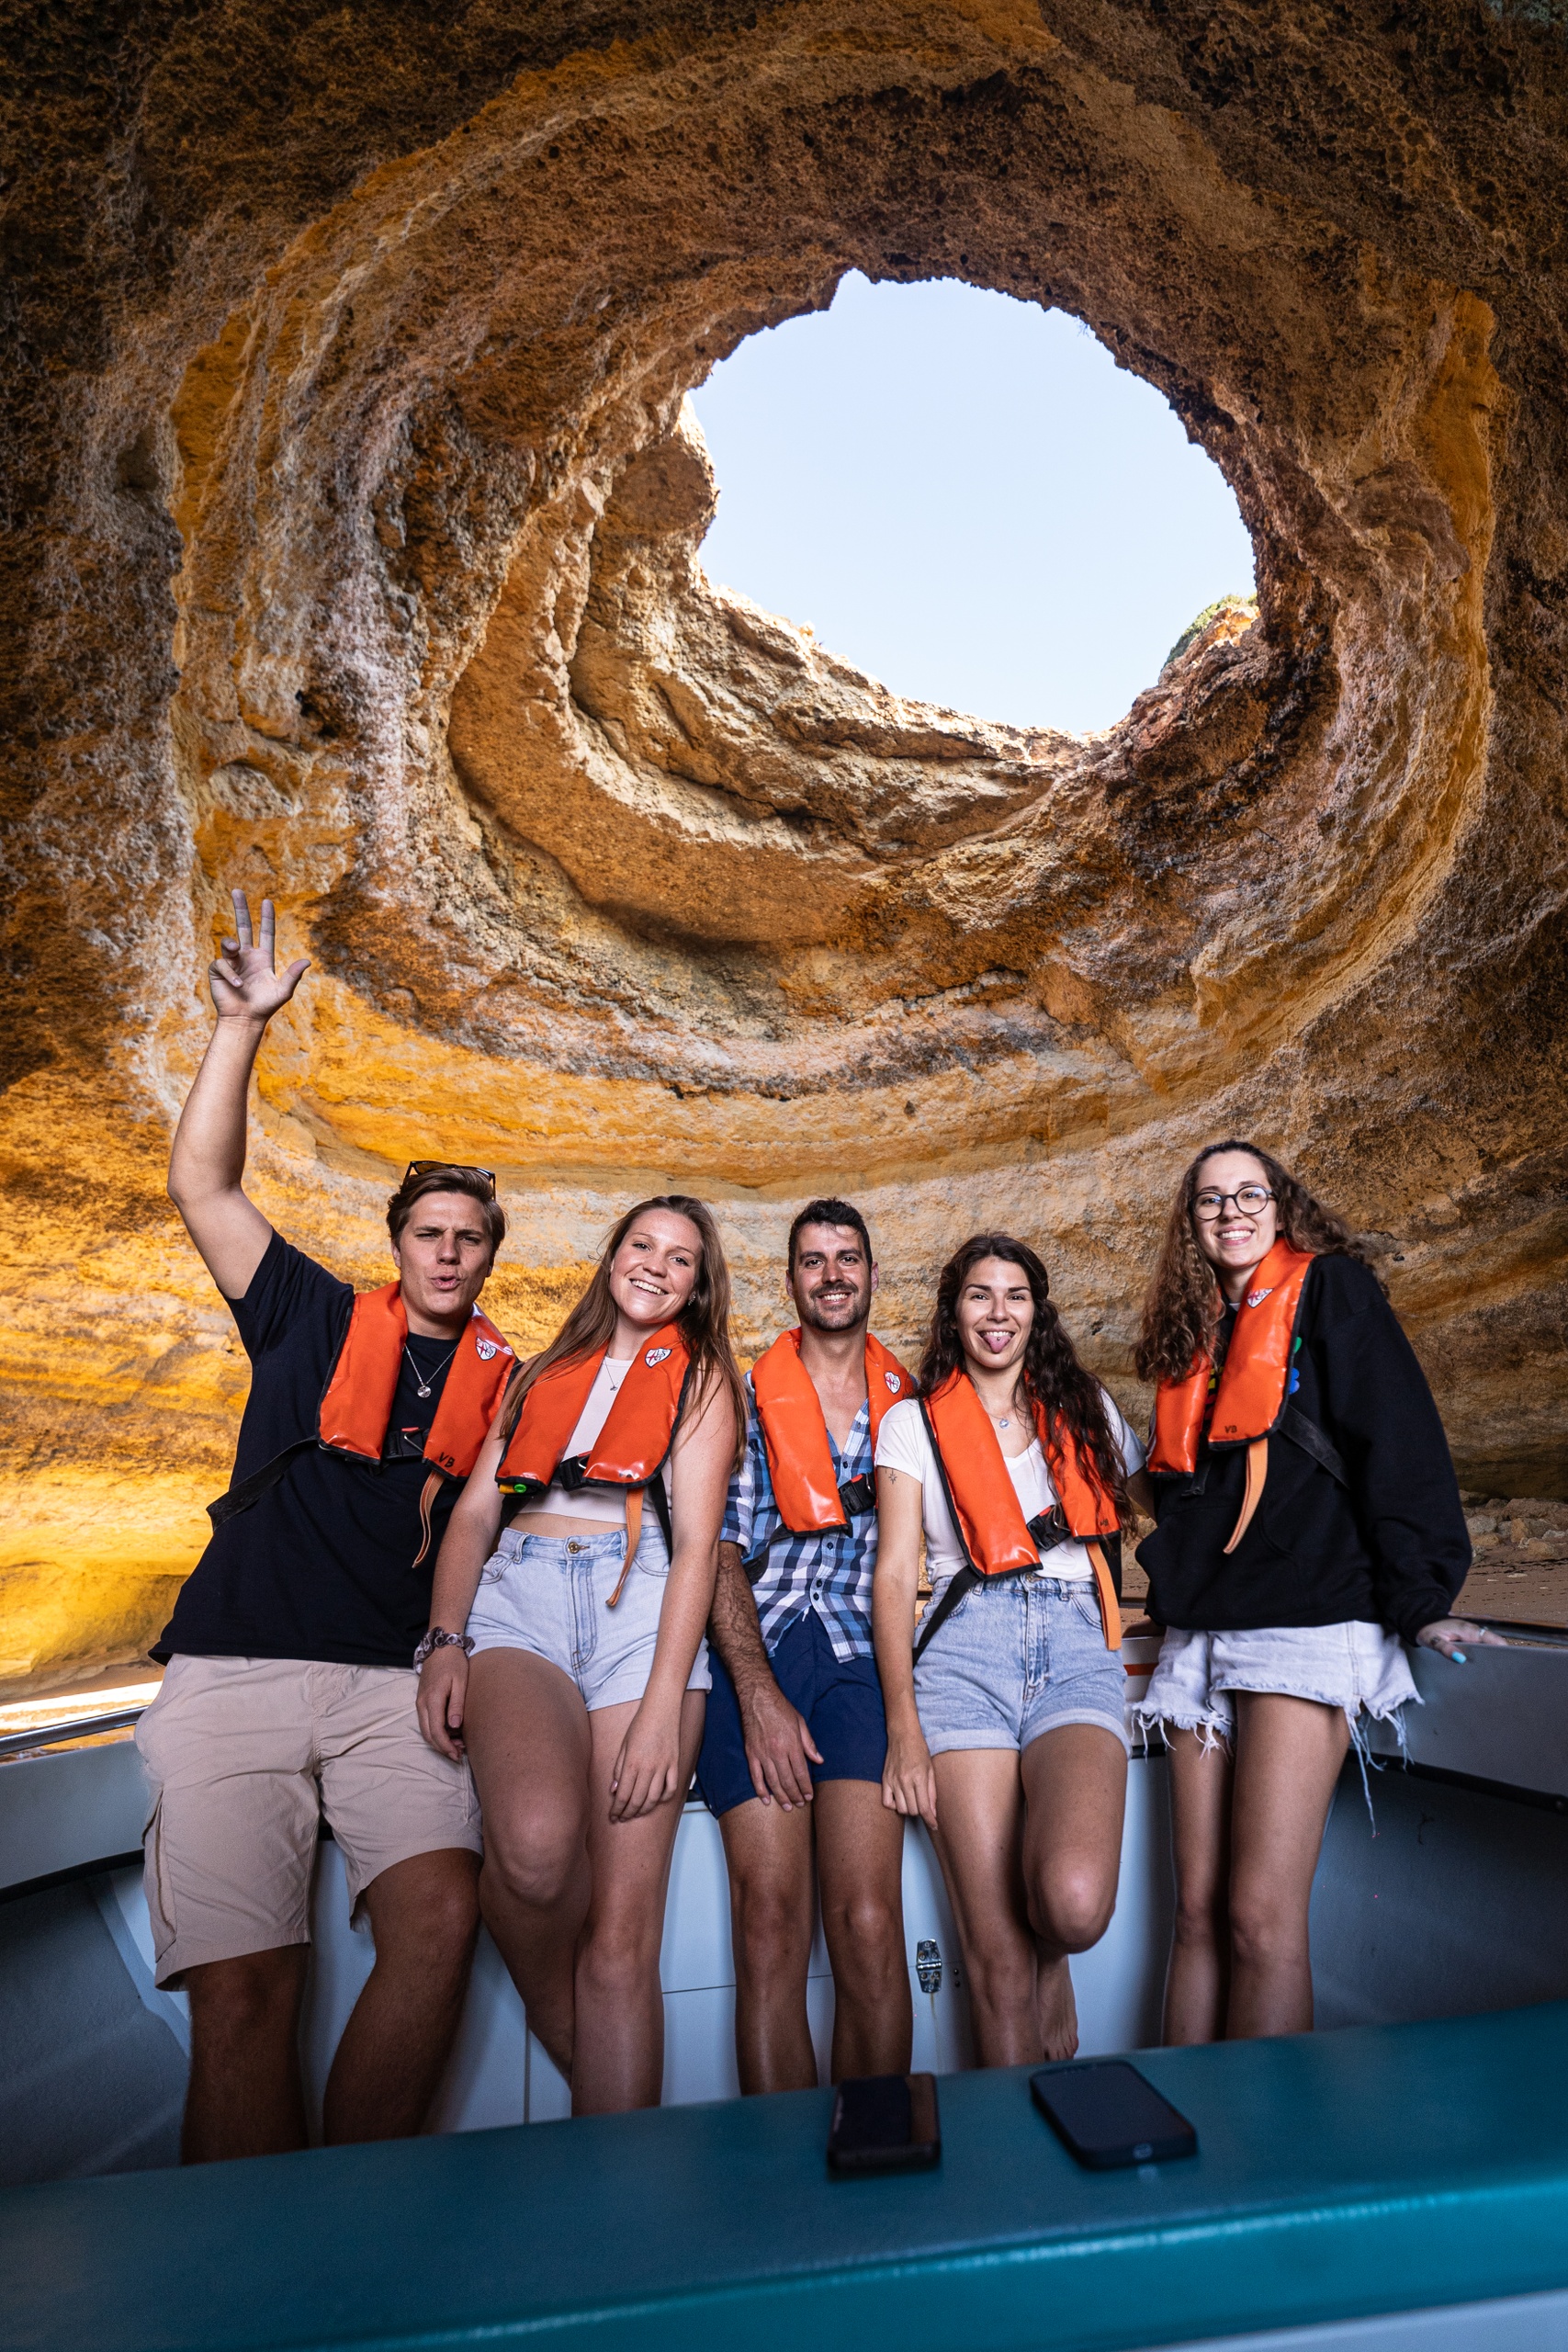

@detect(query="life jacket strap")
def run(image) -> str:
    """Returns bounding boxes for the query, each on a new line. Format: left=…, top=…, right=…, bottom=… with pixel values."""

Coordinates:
left=606, top=1474, right=675, bottom=1608
left=1085, top=1541, right=1123, bottom=1653
left=412, top=1470, right=443, bottom=1571
left=1218, top=1408, right=1348, bottom=1557
left=207, top=1438, right=316, bottom=1529
left=1030, top=1510, right=1124, bottom=1649
left=912, top=1564, right=980, bottom=1664
left=912, top=1531, right=1126, bottom=1660
left=1224, top=1438, right=1269, bottom=1555
left=494, top=1462, right=673, bottom=1600
left=607, top=1488, right=643, bottom=1608
left=741, top=1472, right=876, bottom=1581
left=1280, top=1403, right=1348, bottom=1485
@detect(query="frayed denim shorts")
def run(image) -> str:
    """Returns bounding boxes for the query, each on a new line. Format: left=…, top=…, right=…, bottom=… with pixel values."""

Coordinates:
left=467, top=1517, right=711, bottom=1713
left=1133, top=1620, right=1417, bottom=1755
left=913, top=1573, right=1131, bottom=1759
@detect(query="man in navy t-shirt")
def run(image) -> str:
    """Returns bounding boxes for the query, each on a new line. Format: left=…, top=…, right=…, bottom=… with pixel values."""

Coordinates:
left=135, top=889, right=510, bottom=2162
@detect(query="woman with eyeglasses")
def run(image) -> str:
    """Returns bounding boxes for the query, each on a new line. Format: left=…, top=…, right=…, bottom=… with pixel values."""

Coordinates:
left=415, top=1196, right=744, bottom=2113
left=1133, top=1140, right=1495, bottom=2045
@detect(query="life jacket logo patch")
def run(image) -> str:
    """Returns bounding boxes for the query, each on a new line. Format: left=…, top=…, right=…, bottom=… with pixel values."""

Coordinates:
left=1246, top=1285, right=1276, bottom=1308
left=885, top=1372, right=902, bottom=1393
left=645, top=1346, right=672, bottom=1367
left=475, top=1340, right=499, bottom=1361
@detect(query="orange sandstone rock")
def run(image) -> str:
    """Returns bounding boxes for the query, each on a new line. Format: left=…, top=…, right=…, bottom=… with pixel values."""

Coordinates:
left=1, top=1, right=1564, bottom=1686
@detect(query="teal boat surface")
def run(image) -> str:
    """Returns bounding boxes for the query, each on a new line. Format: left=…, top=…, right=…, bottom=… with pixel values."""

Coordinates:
left=6, top=2006, right=1568, bottom=2351
left=5, top=1633, right=1568, bottom=2349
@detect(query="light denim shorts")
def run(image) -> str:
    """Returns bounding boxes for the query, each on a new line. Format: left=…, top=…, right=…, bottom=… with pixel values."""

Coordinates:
left=1133, top=1620, right=1417, bottom=1752
left=913, top=1574, right=1131, bottom=1758
left=467, top=1517, right=711, bottom=1713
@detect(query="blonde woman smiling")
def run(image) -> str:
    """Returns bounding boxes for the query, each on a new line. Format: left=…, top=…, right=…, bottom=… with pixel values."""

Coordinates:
left=417, top=1197, right=743, bottom=2114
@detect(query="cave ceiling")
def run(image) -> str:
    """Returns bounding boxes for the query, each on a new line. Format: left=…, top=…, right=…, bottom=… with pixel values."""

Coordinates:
left=2, top=0, right=1565, bottom=1683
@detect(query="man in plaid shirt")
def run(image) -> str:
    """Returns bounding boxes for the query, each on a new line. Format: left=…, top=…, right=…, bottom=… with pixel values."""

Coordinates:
left=697, top=1199, right=913, bottom=2093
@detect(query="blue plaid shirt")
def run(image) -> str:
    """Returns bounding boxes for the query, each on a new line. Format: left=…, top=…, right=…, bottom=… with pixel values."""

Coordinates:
left=722, top=1377, right=877, bottom=1663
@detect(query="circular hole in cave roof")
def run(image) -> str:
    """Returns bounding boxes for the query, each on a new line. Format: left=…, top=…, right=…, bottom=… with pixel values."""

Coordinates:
left=689, top=272, right=1256, bottom=736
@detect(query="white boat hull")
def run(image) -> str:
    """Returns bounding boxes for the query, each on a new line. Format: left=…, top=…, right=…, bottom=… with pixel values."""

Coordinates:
left=93, top=1760, right=1176, bottom=2132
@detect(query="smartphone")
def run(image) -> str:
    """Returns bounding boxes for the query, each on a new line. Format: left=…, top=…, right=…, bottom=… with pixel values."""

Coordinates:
left=1030, top=2061, right=1197, bottom=2170
left=827, top=2072, right=942, bottom=2176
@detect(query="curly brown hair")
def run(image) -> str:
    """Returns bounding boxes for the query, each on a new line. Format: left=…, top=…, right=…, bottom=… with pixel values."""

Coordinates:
left=919, top=1233, right=1127, bottom=1510
left=499, top=1195, right=745, bottom=1471
left=1134, top=1140, right=1374, bottom=1386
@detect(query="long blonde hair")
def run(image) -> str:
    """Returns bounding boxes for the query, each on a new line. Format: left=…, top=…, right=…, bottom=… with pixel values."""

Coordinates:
left=501, top=1195, right=745, bottom=1469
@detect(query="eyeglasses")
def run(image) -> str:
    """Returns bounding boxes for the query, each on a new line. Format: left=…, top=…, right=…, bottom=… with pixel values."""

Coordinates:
left=1193, top=1185, right=1275, bottom=1220
left=402, top=1160, right=497, bottom=1200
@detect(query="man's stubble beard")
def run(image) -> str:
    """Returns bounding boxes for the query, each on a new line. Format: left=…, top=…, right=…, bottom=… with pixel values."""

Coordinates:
left=796, top=1289, right=869, bottom=1336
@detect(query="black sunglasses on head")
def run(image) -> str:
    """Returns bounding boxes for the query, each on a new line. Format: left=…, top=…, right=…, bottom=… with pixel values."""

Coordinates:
left=402, top=1159, right=497, bottom=1200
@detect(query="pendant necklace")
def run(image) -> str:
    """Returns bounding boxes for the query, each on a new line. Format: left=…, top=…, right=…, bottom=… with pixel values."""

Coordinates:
left=404, top=1340, right=459, bottom=1401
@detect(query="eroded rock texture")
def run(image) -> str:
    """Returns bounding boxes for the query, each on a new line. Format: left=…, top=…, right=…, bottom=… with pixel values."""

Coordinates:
left=3, top=0, right=1565, bottom=1686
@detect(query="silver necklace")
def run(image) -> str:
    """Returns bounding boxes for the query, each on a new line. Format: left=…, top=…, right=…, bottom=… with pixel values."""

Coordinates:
left=404, top=1339, right=459, bottom=1401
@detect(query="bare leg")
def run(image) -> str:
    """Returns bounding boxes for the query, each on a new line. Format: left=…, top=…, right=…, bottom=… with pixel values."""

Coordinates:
left=464, top=1649, right=593, bottom=2078
left=1162, top=1728, right=1235, bottom=2046
left=180, top=1945, right=309, bottom=2164
left=928, top=1750, right=1039, bottom=2067
left=719, top=1796, right=818, bottom=2094
left=322, top=1848, right=480, bottom=2143
left=1019, top=1724, right=1127, bottom=2061
left=572, top=1690, right=707, bottom=2114
left=1225, top=1692, right=1349, bottom=2040
left=814, top=1780, right=912, bottom=2081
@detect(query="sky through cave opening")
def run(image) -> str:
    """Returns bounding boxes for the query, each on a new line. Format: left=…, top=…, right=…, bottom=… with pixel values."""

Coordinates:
left=688, top=273, right=1256, bottom=736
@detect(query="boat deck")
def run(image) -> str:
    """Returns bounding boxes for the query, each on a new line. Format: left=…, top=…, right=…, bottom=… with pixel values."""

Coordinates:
left=7, top=1636, right=1568, bottom=2346
left=6, top=2001, right=1568, bottom=2352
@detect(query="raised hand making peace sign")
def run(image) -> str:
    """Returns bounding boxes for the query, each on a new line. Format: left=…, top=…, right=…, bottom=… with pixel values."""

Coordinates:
left=209, top=889, right=311, bottom=1023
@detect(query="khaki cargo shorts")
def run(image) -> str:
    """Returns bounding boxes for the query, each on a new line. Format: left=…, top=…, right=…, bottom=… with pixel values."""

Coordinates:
left=134, top=1654, right=482, bottom=1988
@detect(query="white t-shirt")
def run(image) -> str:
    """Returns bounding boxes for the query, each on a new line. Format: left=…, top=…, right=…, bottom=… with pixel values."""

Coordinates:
left=874, top=1387, right=1145, bottom=1602
left=513, top=1356, right=636, bottom=1529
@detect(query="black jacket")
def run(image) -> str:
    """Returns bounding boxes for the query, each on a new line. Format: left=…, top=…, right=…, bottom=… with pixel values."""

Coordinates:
left=1136, top=1254, right=1469, bottom=1643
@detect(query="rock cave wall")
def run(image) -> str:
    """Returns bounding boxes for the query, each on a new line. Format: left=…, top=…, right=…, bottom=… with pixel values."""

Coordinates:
left=2, top=0, right=1565, bottom=1688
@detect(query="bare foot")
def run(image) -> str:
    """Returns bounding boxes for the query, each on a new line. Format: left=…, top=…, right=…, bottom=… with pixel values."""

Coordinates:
left=1036, top=1956, right=1079, bottom=2061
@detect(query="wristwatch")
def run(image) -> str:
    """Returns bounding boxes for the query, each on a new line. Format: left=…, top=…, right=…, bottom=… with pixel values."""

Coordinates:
left=412, top=1625, right=475, bottom=1669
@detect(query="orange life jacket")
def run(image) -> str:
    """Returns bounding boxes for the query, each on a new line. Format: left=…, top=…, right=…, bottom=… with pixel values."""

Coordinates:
left=916, top=1368, right=1123, bottom=1653
left=319, top=1283, right=515, bottom=1476
left=1148, top=1239, right=1317, bottom=1555
left=209, top=1283, right=515, bottom=1568
left=750, top=1327, right=911, bottom=1539
left=494, top=1326, right=691, bottom=1602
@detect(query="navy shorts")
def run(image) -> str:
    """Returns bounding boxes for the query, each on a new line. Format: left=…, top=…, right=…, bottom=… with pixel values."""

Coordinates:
left=695, top=1609, right=888, bottom=1817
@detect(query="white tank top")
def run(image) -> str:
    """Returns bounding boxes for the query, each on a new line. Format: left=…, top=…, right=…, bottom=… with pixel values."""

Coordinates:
left=513, top=1357, right=635, bottom=1529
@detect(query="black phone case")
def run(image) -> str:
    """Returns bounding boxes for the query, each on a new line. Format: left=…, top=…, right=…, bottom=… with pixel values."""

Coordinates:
left=827, top=2072, right=942, bottom=2176
left=1030, top=2061, right=1197, bottom=2169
